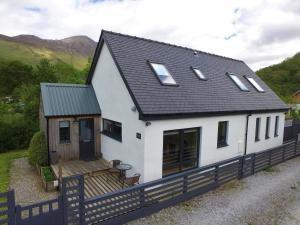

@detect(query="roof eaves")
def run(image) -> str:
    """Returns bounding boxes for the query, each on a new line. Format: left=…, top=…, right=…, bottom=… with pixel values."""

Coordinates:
left=139, top=108, right=290, bottom=121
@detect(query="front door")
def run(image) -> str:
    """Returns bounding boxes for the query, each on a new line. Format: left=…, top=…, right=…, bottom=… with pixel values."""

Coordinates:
left=79, top=118, right=95, bottom=160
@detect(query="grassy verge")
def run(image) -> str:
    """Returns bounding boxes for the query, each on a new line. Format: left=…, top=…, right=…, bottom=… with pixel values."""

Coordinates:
left=0, top=149, right=28, bottom=192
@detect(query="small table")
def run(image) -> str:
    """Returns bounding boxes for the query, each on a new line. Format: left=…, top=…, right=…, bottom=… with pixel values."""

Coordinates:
left=116, top=163, right=132, bottom=178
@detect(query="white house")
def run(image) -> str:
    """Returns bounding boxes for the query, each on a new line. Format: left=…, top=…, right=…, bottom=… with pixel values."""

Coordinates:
left=40, top=30, right=288, bottom=183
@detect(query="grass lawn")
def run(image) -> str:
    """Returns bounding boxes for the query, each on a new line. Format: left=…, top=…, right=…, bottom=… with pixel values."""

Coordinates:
left=0, top=149, right=28, bottom=192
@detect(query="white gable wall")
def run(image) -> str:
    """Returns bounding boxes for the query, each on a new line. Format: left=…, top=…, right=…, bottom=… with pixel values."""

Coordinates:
left=91, top=43, right=146, bottom=181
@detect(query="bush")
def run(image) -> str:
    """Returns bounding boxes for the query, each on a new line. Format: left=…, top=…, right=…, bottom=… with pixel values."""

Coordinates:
left=28, top=131, right=48, bottom=166
left=0, top=113, right=34, bottom=152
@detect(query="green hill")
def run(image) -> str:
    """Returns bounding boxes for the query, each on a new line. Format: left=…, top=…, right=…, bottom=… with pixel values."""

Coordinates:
left=0, top=34, right=96, bottom=69
left=0, top=39, right=88, bottom=69
left=256, top=52, right=300, bottom=103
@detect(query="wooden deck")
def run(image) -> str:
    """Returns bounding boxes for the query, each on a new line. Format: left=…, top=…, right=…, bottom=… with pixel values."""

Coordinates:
left=84, top=174, right=128, bottom=198
left=51, top=159, right=128, bottom=198
left=51, top=158, right=110, bottom=178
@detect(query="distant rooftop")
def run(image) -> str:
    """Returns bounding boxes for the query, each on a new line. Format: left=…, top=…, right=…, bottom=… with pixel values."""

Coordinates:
left=41, top=83, right=101, bottom=117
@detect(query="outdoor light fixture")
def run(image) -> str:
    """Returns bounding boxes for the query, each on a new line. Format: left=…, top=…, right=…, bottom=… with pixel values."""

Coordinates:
left=131, top=106, right=137, bottom=112
left=145, top=121, right=151, bottom=126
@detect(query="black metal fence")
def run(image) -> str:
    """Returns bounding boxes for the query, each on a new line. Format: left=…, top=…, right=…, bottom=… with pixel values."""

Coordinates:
left=284, top=119, right=300, bottom=142
left=1, top=140, right=300, bottom=225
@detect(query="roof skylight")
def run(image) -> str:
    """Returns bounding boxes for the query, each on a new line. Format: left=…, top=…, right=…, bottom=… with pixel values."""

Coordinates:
left=245, top=77, right=264, bottom=92
left=149, top=62, right=177, bottom=85
left=192, top=67, right=207, bottom=80
left=227, top=73, right=249, bottom=91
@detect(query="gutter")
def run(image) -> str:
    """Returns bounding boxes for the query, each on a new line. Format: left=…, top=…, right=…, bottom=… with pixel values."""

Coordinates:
left=244, top=114, right=251, bottom=155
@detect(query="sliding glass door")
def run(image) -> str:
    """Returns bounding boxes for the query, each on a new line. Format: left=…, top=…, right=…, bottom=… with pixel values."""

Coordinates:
left=163, top=128, right=199, bottom=176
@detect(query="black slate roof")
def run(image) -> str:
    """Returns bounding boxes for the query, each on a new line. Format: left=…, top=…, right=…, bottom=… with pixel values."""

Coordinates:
left=87, top=30, right=288, bottom=119
left=41, top=83, right=101, bottom=117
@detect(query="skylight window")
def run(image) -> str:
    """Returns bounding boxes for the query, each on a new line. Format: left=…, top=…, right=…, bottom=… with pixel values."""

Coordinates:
left=192, top=67, right=207, bottom=80
left=149, top=62, right=177, bottom=85
left=245, top=77, right=264, bottom=92
left=227, top=73, right=249, bottom=91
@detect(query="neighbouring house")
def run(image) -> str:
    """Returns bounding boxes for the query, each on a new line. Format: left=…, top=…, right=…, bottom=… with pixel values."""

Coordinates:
left=40, top=30, right=289, bottom=183
left=293, top=90, right=300, bottom=110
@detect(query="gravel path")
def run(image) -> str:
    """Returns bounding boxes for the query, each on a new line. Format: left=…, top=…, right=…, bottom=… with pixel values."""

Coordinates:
left=129, top=157, right=300, bottom=225
left=9, top=158, right=58, bottom=205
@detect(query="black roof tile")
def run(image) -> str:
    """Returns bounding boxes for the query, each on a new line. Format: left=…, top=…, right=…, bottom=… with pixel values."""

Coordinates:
left=88, top=30, right=288, bottom=119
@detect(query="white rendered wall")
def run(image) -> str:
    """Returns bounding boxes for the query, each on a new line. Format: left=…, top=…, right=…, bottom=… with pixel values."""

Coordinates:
left=144, top=112, right=285, bottom=182
left=247, top=112, right=285, bottom=153
left=91, top=43, right=146, bottom=182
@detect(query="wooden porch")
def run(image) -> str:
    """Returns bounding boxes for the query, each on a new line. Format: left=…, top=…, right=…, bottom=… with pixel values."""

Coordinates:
left=51, top=159, right=129, bottom=198
left=51, top=158, right=110, bottom=178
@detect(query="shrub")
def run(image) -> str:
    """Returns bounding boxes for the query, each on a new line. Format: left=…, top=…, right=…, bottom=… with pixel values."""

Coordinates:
left=28, top=131, right=48, bottom=166
left=0, top=113, right=34, bottom=152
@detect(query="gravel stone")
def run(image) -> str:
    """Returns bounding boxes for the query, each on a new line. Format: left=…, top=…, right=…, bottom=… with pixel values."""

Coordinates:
left=9, top=158, right=58, bottom=206
left=128, top=157, right=300, bottom=225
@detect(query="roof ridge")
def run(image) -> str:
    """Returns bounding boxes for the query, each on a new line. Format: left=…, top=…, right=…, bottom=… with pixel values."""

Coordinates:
left=102, top=30, right=244, bottom=63
left=41, top=83, right=90, bottom=88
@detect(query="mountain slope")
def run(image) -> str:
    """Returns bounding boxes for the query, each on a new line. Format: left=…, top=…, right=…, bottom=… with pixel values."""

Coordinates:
left=0, top=34, right=97, bottom=69
left=256, top=52, right=300, bottom=102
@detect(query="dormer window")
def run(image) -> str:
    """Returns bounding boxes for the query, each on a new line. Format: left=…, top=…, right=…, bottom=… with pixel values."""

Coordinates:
left=149, top=62, right=177, bottom=85
left=245, top=77, right=265, bottom=92
left=227, top=73, right=249, bottom=91
left=192, top=67, right=207, bottom=80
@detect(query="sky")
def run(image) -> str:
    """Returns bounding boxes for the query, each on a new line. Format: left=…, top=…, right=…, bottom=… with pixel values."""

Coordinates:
left=0, top=0, right=299, bottom=70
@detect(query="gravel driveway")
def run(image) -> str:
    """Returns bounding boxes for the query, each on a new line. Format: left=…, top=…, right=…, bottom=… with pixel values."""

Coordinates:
left=129, top=157, right=300, bottom=225
left=9, top=158, right=58, bottom=205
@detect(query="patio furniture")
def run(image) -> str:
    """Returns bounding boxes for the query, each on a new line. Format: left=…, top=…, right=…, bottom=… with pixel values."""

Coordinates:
left=116, top=163, right=132, bottom=178
left=122, top=173, right=141, bottom=187
left=106, top=159, right=122, bottom=180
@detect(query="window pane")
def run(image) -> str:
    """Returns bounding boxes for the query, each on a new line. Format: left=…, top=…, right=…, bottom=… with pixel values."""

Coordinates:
left=150, top=63, right=177, bottom=85
left=59, top=121, right=70, bottom=143
left=192, top=68, right=206, bottom=80
left=246, top=77, right=264, bottom=92
left=182, top=129, right=198, bottom=170
left=228, top=73, right=249, bottom=91
left=274, top=116, right=279, bottom=137
left=265, top=117, right=270, bottom=139
left=151, top=63, right=170, bottom=76
left=218, top=121, right=228, bottom=147
left=59, top=121, right=69, bottom=128
left=163, top=131, right=180, bottom=176
left=255, top=118, right=260, bottom=141
left=102, top=119, right=122, bottom=141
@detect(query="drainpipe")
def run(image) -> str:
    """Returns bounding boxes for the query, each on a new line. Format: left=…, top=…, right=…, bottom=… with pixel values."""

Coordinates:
left=46, top=118, right=50, bottom=165
left=244, top=114, right=252, bottom=156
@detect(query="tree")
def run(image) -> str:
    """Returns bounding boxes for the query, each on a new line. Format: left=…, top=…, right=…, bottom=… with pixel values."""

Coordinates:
left=0, top=61, right=33, bottom=95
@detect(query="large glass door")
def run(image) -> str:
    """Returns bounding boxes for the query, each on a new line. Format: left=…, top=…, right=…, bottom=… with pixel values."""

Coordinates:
left=163, top=128, right=199, bottom=176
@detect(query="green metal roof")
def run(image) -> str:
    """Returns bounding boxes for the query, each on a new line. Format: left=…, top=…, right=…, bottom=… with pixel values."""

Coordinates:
left=40, top=83, right=101, bottom=117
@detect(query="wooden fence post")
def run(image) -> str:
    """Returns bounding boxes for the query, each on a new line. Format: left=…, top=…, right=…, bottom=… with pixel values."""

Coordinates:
left=61, top=175, right=84, bottom=225
left=282, top=145, right=286, bottom=162
left=7, top=190, right=16, bottom=225
left=214, top=165, right=219, bottom=185
left=183, top=175, right=188, bottom=193
left=238, top=157, right=244, bottom=179
left=251, top=154, right=255, bottom=175
left=139, top=188, right=145, bottom=208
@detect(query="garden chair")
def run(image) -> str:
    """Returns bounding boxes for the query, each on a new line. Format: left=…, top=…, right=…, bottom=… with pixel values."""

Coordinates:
left=106, top=159, right=121, bottom=181
left=122, top=173, right=141, bottom=188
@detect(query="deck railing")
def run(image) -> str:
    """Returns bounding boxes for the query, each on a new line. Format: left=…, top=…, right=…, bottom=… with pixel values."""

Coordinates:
left=0, top=140, right=300, bottom=225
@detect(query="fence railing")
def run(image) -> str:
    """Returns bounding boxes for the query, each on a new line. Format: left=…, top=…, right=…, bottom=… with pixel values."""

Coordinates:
left=1, top=140, right=300, bottom=225
left=284, top=119, right=300, bottom=142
